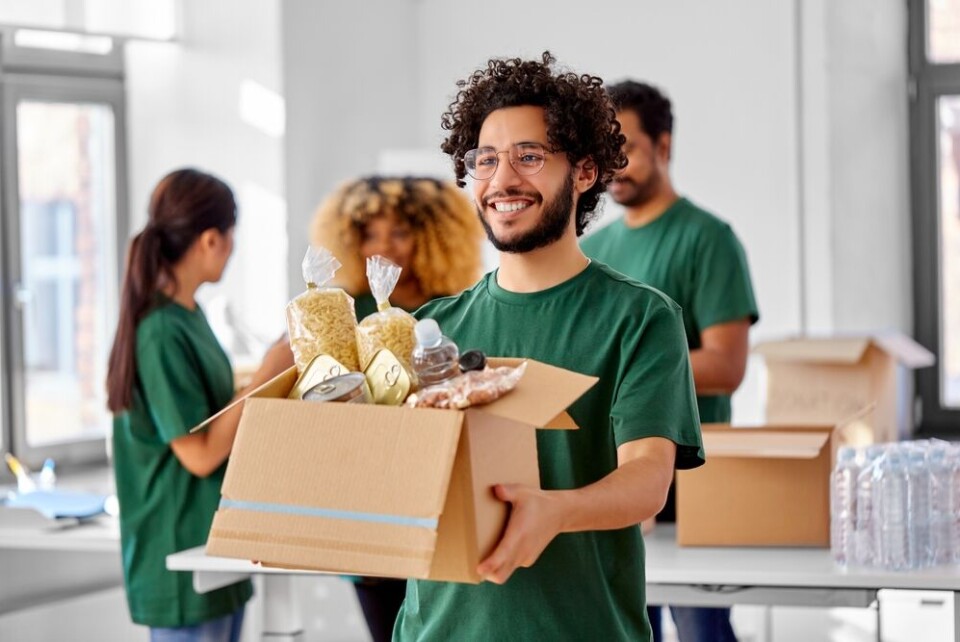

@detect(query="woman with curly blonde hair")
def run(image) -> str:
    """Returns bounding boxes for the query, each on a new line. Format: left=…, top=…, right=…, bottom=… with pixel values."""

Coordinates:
left=309, top=175, right=483, bottom=641
left=311, top=175, right=484, bottom=321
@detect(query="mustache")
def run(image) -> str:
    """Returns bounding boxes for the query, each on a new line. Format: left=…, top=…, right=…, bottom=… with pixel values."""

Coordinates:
left=481, top=188, right=541, bottom=208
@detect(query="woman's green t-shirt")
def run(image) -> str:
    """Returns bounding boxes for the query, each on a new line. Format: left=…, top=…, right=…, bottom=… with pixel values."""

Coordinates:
left=112, top=299, right=252, bottom=627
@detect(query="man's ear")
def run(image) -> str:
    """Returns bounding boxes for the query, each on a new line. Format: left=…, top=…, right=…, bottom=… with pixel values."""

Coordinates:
left=657, top=132, right=673, bottom=164
left=574, top=158, right=599, bottom=194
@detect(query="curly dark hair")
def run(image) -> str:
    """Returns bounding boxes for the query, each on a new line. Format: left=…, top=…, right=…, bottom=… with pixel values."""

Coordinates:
left=607, top=80, right=674, bottom=143
left=440, top=51, right=626, bottom=236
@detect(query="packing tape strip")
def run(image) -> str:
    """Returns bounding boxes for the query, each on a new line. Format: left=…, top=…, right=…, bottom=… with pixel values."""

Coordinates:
left=219, top=498, right=438, bottom=529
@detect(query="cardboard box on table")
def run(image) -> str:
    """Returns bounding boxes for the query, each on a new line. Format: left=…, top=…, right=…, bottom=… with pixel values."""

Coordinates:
left=198, top=358, right=597, bottom=583
left=754, top=332, right=934, bottom=443
left=675, top=420, right=851, bottom=547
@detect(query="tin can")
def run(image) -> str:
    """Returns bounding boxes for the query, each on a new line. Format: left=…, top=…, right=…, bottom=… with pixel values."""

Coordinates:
left=363, top=349, right=413, bottom=406
left=287, top=354, right=350, bottom=400
left=302, top=372, right=372, bottom=404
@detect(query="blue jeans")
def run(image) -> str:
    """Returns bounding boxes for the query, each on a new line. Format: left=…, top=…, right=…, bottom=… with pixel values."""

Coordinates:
left=150, top=608, right=245, bottom=642
left=648, top=605, right=737, bottom=642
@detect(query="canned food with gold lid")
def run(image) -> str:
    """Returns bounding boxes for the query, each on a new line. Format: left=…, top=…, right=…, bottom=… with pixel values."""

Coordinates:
left=288, top=354, right=350, bottom=399
left=302, top=372, right=372, bottom=404
left=363, top=348, right=413, bottom=406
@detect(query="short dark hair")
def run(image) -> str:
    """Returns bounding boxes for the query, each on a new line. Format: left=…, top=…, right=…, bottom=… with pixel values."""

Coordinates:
left=440, top=51, right=626, bottom=236
left=607, top=80, right=674, bottom=143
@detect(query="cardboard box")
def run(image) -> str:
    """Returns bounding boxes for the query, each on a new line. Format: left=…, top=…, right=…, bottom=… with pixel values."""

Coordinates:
left=675, top=422, right=843, bottom=547
left=201, top=359, right=597, bottom=583
left=754, top=332, right=934, bottom=443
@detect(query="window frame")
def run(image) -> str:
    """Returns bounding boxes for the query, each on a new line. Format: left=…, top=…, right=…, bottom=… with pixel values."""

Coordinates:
left=910, top=0, right=960, bottom=435
left=0, top=29, right=128, bottom=473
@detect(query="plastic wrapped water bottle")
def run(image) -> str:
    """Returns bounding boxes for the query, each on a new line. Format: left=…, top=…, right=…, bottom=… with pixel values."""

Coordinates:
left=877, top=447, right=910, bottom=570
left=951, top=446, right=960, bottom=564
left=927, top=445, right=953, bottom=566
left=905, top=447, right=932, bottom=568
left=831, top=446, right=859, bottom=566
left=855, top=444, right=885, bottom=567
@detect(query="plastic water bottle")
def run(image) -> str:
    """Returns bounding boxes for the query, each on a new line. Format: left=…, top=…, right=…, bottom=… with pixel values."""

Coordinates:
left=855, top=445, right=885, bottom=567
left=927, top=445, right=953, bottom=566
left=877, top=448, right=910, bottom=570
left=411, top=319, right=460, bottom=387
left=950, top=446, right=960, bottom=564
left=905, top=447, right=932, bottom=568
left=831, top=446, right=859, bottom=566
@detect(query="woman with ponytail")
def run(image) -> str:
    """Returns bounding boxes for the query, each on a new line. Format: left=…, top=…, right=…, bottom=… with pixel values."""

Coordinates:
left=106, top=168, right=292, bottom=642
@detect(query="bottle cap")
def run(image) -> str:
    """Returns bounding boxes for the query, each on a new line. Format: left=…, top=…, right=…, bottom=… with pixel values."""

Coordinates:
left=414, top=319, right=442, bottom=348
left=459, top=350, right=487, bottom=373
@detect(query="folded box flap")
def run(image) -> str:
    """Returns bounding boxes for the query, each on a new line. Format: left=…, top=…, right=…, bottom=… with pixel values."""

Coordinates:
left=191, top=366, right=299, bottom=433
left=702, top=427, right=832, bottom=459
left=480, top=358, right=598, bottom=429
left=222, top=399, right=463, bottom=527
left=754, top=338, right=869, bottom=365
left=870, top=332, right=936, bottom=369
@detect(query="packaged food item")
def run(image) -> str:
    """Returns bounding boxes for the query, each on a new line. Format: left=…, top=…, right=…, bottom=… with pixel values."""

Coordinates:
left=411, top=319, right=460, bottom=387
left=363, top=348, right=414, bottom=406
left=287, top=354, right=350, bottom=400
left=286, top=246, right=360, bottom=372
left=405, top=362, right=527, bottom=410
left=355, top=256, right=417, bottom=370
left=302, top=372, right=372, bottom=404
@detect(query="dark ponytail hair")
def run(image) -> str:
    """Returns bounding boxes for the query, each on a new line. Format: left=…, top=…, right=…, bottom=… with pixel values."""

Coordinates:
left=106, top=168, right=236, bottom=412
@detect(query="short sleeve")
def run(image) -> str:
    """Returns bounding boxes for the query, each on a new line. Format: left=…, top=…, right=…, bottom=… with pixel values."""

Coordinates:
left=136, top=330, right=212, bottom=444
left=692, top=225, right=759, bottom=331
left=611, top=303, right=705, bottom=470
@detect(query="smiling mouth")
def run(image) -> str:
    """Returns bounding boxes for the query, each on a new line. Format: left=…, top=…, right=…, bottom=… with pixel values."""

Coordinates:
left=493, top=201, right=532, bottom=213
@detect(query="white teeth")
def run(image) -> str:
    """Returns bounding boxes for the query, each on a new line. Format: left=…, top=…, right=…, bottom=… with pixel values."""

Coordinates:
left=494, top=201, right=529, bottom=213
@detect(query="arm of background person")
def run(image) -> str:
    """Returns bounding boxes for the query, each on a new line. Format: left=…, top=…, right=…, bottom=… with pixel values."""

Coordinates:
left=170, top=338, right=294, bottom=477
left=476, top=436, right=676, bottom=584
left=689, top=317, right=751, bottom=395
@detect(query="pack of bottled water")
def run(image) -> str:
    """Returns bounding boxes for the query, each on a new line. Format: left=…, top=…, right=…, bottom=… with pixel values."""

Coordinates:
left=831, top=439, right=960, bottom=570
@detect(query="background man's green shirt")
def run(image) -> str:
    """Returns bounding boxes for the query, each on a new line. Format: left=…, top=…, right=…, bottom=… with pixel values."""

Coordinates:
left=394, top=262, right=703, bottom=642
left=581, top=197, right=759, bottom=424
left=112, top=299, right=252, bottom=627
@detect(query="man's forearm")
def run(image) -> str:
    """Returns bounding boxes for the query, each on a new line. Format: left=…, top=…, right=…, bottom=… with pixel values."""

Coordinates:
left=555, top=455, right=672, bottom=533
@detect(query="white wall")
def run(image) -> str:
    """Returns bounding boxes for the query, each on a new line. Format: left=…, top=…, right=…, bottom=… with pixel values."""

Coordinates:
left=281, top=0, right=420, bottom=299
left=125, top=0, right=288, bottom=358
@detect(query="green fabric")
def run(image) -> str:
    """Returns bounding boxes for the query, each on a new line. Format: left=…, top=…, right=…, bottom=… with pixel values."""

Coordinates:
left=112, top=298, right=252, bottom=627
left=581, top=197, right=759, bottom=423
left=354, top=292, right=379, bottom=322
left=394, top=262, right=703, bottom=642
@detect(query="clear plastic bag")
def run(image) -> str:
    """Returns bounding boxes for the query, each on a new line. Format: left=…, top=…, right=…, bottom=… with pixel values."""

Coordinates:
left=286, top=246, right=359, bottom=372
left=404, top=362, right=527, bottom=409
left=355, top=256, right=417, bottom=370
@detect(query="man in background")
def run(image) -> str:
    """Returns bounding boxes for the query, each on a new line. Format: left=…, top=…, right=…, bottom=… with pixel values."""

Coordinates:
left=582, top=80, right=759, bottom=642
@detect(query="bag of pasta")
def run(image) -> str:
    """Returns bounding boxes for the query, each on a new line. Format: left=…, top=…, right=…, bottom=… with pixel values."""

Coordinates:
left=355, top=255, right=417, bottom=369
left=286, top=246, right=360, bottom=372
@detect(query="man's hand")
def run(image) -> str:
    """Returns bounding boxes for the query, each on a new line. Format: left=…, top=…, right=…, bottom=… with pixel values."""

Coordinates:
left=476, top=483, right=565, bottom=585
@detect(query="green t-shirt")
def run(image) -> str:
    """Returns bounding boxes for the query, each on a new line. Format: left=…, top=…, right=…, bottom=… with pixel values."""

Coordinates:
left=354, top=292, right=378, bottom=322
left=581, top=197, right=759, bottom=424
left=112, top=299, right=253, bottom=627
left=394, top=262, right=703, bottom=642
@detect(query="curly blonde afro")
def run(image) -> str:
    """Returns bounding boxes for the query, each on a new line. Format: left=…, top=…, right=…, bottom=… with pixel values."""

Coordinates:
left=310, top=176, right=484, bottom=298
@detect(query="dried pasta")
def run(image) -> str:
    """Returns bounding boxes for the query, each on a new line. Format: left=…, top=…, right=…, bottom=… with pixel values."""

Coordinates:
left=356, top=308, right=416, bottom=370
left=287, top=288, right=360, bottom=372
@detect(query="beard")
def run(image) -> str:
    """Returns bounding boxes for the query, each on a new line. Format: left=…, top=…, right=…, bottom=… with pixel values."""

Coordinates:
left=477, top=172, right=575, bottom=254
left=611, top=167, right=662, bottom=208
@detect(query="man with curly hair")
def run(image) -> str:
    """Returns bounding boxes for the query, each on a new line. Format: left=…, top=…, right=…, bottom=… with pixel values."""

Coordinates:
left=582, top=81, right=758, bottom=642
left=394, top=53, right=704, bottom=642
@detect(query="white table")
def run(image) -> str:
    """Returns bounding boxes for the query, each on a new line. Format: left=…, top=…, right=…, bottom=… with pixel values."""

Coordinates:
left=169, top=526, right=960, bottom=641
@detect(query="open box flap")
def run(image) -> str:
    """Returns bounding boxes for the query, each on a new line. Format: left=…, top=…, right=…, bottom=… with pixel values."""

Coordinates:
left=754, top=338, right=869, bottom=365
left=191, top=366, right=299, bottom=433
left=480, top=358, right=598, bottom=429
left=221, top=399, right=463, bottom=523
left=700, top=426, right=832, bottom=459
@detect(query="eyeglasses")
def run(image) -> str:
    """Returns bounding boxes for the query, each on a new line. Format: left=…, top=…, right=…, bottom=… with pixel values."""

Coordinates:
left=462, top=143, right=555, bottom=180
